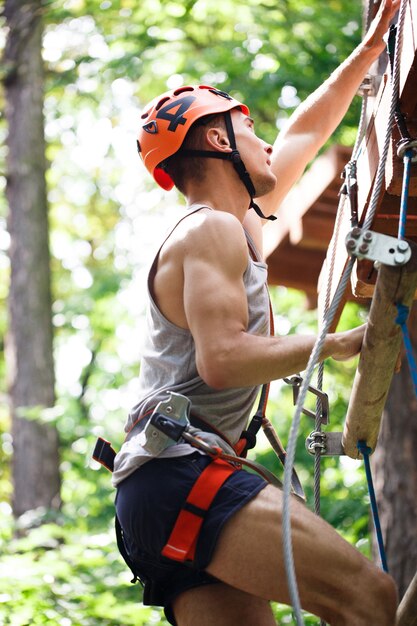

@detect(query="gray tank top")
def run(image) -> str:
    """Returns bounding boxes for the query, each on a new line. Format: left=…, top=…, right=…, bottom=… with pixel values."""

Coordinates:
left=112, top=205, right=270, bottom=486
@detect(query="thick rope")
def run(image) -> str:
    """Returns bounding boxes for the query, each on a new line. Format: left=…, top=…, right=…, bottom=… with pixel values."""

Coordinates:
left=281, top=2, right=408, bottom=622
left=398, top=149, right=414, bottom=239
left=282, top=258, right=355, bottom=625
left=395, top=141, right=417, bottom=394
left=357, top=441, right=389, bottom=572
left=396, top=303, right=417, bottom=396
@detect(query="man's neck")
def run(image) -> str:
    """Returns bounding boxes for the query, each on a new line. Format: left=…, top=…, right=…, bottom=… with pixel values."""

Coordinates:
left=186, top=180, right=250, bottom=223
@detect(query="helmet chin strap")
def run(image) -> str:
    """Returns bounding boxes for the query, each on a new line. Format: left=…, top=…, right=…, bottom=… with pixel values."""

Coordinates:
left=223, top=111, right=276, bottom=222
left=178, top=111, right=277, bottom=222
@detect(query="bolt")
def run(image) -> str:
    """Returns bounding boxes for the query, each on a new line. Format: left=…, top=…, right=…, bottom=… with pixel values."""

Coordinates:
left=165, top=405, right=173, bottom=413
left=363, top=231, right=373, bottom=242
left=394, top=253, right=405, bottom=265
left=346, top=239, right=357, bottom=251
left=359, top=243, right=369, bottom=254
left=397, top=240, right=409, bottom=253
left=351, top=227, right=362, bottom=239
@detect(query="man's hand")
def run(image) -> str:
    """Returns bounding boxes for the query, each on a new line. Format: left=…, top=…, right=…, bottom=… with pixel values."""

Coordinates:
left=363, top=0, right=401, bottom=58
left=331, top=324, right=367, bottom=362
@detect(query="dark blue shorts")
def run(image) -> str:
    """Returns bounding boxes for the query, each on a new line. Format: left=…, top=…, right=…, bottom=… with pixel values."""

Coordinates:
left=115, top=452, right=267, bottom=625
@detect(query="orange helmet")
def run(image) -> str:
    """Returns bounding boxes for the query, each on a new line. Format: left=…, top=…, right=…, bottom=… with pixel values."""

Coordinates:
left=137, top=85, right=249, bottom=190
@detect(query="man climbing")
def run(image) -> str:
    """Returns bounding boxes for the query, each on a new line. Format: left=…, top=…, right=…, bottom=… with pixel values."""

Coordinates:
left=112, top=1, right=400, bottom=624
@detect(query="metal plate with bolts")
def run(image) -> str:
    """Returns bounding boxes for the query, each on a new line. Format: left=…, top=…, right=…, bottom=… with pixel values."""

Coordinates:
left=306, top=431, right=344, bottom=456
left=345, top=229, right=411, bottom=266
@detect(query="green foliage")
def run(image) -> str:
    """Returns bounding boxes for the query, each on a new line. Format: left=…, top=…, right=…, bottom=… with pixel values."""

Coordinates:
left=0, top=0, right=374, bottom=623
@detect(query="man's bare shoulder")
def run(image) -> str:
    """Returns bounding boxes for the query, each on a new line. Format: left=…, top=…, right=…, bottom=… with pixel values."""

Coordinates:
left=156, top=209, right=249, bottom=275
left=174, top=209, right=249, bottom=266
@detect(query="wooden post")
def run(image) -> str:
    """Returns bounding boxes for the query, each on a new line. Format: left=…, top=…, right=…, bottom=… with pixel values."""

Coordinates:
left=396, top=572, right=417, bottom=626
left=342, top=245, right=417, bottom=459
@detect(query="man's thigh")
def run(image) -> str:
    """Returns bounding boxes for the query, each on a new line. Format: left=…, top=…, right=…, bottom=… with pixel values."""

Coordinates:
left=172, top=582, right=277, bottom=626
left=204, top=484, right=395, bottom=624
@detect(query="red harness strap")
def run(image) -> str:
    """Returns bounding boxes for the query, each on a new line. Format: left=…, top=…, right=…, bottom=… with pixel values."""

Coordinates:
left=161, top=456, right=237, bottom=563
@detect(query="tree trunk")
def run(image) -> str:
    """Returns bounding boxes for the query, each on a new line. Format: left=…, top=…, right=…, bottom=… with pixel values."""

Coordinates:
left=4, top=0, right=61, bottom=518
left=373, top=304, right=417, bottom=599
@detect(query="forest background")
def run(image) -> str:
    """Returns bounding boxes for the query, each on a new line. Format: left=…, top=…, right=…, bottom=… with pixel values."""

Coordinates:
left=0, top=0, right=413, bottom=625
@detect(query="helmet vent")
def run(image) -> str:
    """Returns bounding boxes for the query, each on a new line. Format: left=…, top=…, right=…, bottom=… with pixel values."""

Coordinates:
left=173, top=86, right=194, bottom=95
left=155, top=96, right=171, bottom=111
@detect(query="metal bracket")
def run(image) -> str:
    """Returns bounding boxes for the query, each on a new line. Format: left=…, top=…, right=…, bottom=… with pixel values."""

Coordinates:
left=283, top=375, right=329, bottom=425
left=306, top=431, right=344, bottom=456
left=345, top=228, right=411, bottom=266
left=397, top=138, right=417, bottom=163
left=143, top=392, right=190, bottom=456
left=357, top=74, right=377, bottom=98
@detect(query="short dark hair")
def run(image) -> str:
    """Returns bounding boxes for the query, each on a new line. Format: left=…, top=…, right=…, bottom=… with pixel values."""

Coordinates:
left=160, top=113, right=227, bottom=194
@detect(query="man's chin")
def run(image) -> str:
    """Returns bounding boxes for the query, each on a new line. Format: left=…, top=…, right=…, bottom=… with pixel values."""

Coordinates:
left=254, top=174, right=277, bottom=198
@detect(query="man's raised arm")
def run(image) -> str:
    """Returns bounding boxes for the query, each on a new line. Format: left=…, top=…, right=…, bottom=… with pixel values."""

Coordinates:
left=259, top=0, right=400, bottom=217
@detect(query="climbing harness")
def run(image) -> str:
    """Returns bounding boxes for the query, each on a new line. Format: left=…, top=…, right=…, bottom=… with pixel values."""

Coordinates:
left=93, top=388, right=304, bottom=583
left=93, top=388, right=305, bottom=495
left=282, top=2, right=412, bottom=624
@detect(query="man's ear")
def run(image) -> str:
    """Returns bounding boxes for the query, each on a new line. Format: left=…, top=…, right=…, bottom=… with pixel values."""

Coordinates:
left=205, top=127, right=232, bottom=152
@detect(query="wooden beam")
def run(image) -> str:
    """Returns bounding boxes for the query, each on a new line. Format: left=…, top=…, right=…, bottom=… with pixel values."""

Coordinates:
left=396, top=571, right=417, bottom=626
left=289, top=212, right=336, bottom=250
left=267, top=238, right=325, bottom=296
left=386, top=0, right=417, bottom=194
left=386, top=121, right=417, bottom=196
left=397, top=0, right=417, bottom=118
left=342, top=245, right=417, bottom=459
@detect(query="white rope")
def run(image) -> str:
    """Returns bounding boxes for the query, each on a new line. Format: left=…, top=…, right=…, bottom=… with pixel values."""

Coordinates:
left=281, top=1, right=408, bottom=622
